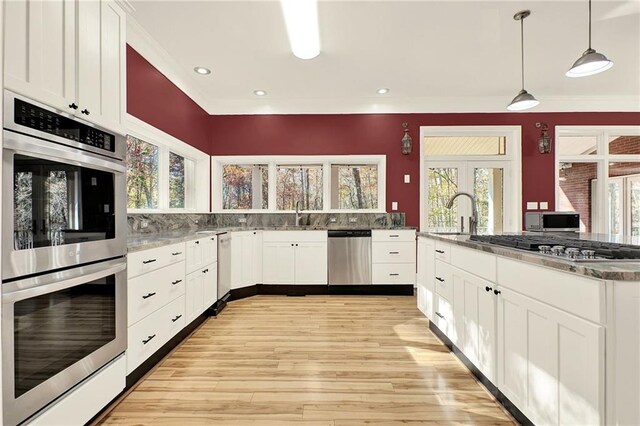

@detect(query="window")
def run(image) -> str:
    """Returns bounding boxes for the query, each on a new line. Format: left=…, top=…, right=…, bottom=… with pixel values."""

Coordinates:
left=331, top=165, right=378, bottom=209
left=276, top=165, right=323, bottom=210
left=424, top=136, right=506, bottom=156
left=222, top=164, right=268, bottom=209
left=126, top=115, right=210, bottom=212
left=211, top=156, right=386, bottom=212
left=126, top=136, right=159, bottom=209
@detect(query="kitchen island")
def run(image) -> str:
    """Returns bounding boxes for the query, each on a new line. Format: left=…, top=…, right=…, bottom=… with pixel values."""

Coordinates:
left=417, top=232, right=640, bottom=426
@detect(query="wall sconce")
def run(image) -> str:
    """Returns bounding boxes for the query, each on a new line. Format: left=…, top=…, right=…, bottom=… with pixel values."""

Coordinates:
left=401, top=122, right=412, bottom=155
left=536, top=122, right=551, bottom=154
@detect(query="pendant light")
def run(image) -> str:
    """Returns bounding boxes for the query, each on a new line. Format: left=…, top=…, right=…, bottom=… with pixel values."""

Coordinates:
left=507, top=10, right=539, bottom=111
left=566, top=0, right=613, bottom=77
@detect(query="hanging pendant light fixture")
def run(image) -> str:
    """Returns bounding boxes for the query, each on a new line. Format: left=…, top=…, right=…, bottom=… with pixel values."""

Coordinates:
left=507, top=10, right=539, bottom=111
left=566, top=0, right=613, bottom=77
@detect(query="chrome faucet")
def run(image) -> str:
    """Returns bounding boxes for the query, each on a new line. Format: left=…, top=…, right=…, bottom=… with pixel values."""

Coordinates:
left=295, top=201, right=303, bottom=227
left=446, top=192, right=478, bottom=234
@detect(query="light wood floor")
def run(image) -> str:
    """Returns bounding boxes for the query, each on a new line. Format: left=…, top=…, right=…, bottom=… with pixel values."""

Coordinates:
left=98, top=295, right=516, bottom=425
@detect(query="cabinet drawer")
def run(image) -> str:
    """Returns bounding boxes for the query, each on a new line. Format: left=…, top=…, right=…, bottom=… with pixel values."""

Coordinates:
left=372, top=241, right=416, bottom=264
left=451, top=245, right=496, bottom=282
left=127, top=305, right=168, bottom=374
left=434, top=260, right=453, bottom=301
left=165, top=295, right=186, bottom=340
left=372, top=263, right=415, bottom=284
left=372, top=229, right=415, bottom=242
left=262, top=230, right=327, bottom=243
left=434, top=294, right=453, bottom=337
left=128, top=261, right=185, bottom=326
left=128, top=242, right=186, bottom=278
left=434, top=241, right=451, bottom=263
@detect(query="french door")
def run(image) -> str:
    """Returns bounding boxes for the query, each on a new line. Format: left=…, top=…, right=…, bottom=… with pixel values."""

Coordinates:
left=425, top=161, right=511, bottom=234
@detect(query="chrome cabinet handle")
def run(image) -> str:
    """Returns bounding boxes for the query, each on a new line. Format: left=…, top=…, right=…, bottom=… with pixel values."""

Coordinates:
left=171, top=315, right=182, bottom=322
left=142, top=259, right=157, bottom=264
left=435, top=312, right=444, bottom=319
left=389, top=273, right=399, bottom=276
left=390, top=234, right=399, bottom=237
left=142, top=292, right=156, bottom=299
left=435, top=276, right=445, bottom=282
left=172, top=279, right=182, bottom=285
left=389, top=251, right=399, bottom=254
left=142, top=334, right=156, bottom=344
left=435, top=249, right=445, bottom=254
left=172, top=252, right=182, bottom=256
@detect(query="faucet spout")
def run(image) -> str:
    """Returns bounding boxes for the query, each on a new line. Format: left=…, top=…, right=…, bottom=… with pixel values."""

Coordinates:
left=445, top=192, right=479, bottom=234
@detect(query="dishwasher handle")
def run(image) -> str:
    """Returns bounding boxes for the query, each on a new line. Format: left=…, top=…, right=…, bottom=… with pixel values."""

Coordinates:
left=328, top=230, right=372, bottom=238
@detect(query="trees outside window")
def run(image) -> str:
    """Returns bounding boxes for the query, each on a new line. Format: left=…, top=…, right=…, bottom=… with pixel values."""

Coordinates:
left=332, top=165, right=378, bottom=209
left=276, top=166, right=323, bottom=210
left=126, top=136, right=158, bottom=209
left=222, top=165, right=268, bottom=209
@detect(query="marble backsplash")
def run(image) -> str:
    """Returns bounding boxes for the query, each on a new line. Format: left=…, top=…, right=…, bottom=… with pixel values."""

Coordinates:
left=128, top=212, right=406, bottom=235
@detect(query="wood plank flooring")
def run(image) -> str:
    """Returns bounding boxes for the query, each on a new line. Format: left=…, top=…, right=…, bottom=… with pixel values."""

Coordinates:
left=97, top=295, right=516, bottom=425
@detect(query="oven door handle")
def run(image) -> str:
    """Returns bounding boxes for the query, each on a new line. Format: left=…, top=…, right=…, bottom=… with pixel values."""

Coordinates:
left=2, top=259, right=126, bottom=303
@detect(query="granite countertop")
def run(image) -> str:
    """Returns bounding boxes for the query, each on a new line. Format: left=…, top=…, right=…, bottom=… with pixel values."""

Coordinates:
left=128, top=226, right=416, bottom=252
left=417, top=232, right=640, bottom=281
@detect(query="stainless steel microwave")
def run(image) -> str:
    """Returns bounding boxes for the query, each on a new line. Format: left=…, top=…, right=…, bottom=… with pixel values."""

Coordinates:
left=525, top=212, right=581, bottom=232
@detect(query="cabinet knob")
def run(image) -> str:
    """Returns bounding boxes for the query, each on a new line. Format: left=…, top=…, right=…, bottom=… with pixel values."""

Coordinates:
left=494, top=289, right=501, bottom=295
left=485, top=286, right=492, bottom=292
left=69, top=102, right=78, bottom=110
left=81, top=108, right=90, bottom=115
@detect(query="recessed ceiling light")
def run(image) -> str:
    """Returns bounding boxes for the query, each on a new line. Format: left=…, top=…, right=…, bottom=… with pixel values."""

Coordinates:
left=280, top=0, right=320, bottom=60
left=377, top=88, right=389, bottom=94
left=193, top=67, right=211, bottom=75
left=254, top=90, right=267, bottom=96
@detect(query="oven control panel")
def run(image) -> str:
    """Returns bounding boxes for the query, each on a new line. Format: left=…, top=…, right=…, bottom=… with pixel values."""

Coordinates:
left=14, top=99, right=115, bottom=152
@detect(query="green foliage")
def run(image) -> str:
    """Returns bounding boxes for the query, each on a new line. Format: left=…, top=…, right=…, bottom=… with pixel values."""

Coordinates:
left=126, top=136, right=159, bottom=209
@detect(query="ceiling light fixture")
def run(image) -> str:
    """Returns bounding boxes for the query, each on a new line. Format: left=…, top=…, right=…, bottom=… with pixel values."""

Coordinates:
left=193, top=67, right=211, bottom=75
left=280, top=0, right=320, bottom=60
left=254, top=90, right=267, bottom=96
left=566, top=0, right=613, bottom=77
left=507, top=10, right=539, bottom=112
left=377, top=88, right=389, bottom=95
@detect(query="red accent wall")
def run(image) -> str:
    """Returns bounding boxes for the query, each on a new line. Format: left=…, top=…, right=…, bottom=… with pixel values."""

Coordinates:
left=126, top=45, right=210, bottom=153
left=209, top=113, right=640, bottom=227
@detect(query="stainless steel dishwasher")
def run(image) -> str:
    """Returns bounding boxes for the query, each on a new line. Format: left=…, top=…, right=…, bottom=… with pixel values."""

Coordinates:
left=328, top=230, right=372, bottom=285
left=213, top=232, right=231, bottom=315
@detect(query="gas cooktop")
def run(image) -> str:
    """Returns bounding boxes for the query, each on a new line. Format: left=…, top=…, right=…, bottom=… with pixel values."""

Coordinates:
left=469, top=234, right=640, bottom=262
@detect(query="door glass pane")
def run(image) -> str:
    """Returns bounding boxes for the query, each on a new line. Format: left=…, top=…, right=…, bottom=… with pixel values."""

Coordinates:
left=609, top=162, right=640, bottom=237
left=331, top=165, right=378, bottom=209
left=558, top=162, right=597, bottom=232
left=427, top=168, right=458, bottom=232
left=424, top=137, right=505, bottom=156
left=474, top=168, right=504, bottom=234
left=14, top=275, right=116, bottom=397
left=222, top=164, right=268, bottom=209
left=556, top=136, right=598, bottom=156
left=631, top=178, right=640, bottom=237
left=608, top=179, right=622, bottom=236
left=276, top=165, right=323, bottom=210
left=608, top=136, right=640, bottom=155
left=13, top=154, right=116, bottom=250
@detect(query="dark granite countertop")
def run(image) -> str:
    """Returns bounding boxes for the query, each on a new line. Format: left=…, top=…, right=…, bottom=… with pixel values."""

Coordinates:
left=417, top=232, right=640, bottom=281
left=128, top=226, right=416, bottom=253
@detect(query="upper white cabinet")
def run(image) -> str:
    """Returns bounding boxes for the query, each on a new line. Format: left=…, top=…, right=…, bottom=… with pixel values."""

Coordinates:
left=4, top=0, right=125, bottom=132
left=262, top=231, right=328, bottom=285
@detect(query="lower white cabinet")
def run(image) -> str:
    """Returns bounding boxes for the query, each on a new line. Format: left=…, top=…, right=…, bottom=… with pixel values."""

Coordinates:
left=497, top=287, right=604, bottom=426
left=262, top=232, right=327, bottom=285
left=372, top=263, right=416, bottom=285
left=416, top=237, right=435, bottom=320
left=231, top=231, right=262, bottom=289
left=185, top=262, right=217, bottom=323
left=371, top=230, right=416, bottom=285
left=128, top=261, right=185, bottom=326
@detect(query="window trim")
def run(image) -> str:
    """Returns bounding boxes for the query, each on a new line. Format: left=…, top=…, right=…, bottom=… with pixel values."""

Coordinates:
left=555, top=125, right=640, bottom=234
left=126, top=114, right=210, bottom=213
left=211, top=155, right=386, bottom=213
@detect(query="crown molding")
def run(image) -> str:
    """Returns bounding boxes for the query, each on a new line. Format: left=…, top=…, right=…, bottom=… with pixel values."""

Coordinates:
left=126, top=16, right=212, bottom=113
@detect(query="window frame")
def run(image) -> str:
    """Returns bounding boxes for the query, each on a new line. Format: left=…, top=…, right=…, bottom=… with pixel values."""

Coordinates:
left=555, top=125, right=640, bottom=234
left=126, top=114, right=210, bottom=213
left=211, top=155, right=386, bottom=213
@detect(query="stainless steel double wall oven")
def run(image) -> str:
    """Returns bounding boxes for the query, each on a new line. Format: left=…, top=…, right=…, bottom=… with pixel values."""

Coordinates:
left=2, top=91, right=127, bottom=425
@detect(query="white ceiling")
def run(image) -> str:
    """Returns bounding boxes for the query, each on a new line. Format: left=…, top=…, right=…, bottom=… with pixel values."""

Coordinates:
left=128, top=0, right=640, bottom=114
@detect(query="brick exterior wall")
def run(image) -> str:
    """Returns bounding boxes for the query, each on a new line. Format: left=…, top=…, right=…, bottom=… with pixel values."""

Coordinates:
left=559, top=136, right=640, bottom=232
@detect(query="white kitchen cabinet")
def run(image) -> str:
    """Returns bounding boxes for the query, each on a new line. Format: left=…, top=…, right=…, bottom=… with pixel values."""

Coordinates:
left=4, top=0, right=76, bottom=112
left=416, top=237, right=435, bottom=320
left=231, top=231, right=261, bottom=289
left=262, top=231, right=328, bottom=285
left=185, top=262, right=216, bottom=323
left=186, top=235, right=217, bottom=274
left=262, top=242, right=296, bottom=284
left=4, top=0, right=125, bottom=132
left=497, top=286, right=604, bottom=426
left=294, top=242, right=328, bottom=284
